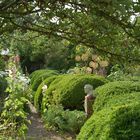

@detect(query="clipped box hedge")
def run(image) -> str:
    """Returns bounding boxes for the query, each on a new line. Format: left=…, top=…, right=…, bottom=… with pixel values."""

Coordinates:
left=30, top=69, right=59, bottom=91
left=42, top=74, right=108, bottom=111
left=31, top=71, right=58, bottom=91
left=34, top=75, right=58, bottom=111
left=77, top=92, right=140, bottom=140
left=30, top=69, right=49, bottom=84
left=93, top=81, right=140, bottom=112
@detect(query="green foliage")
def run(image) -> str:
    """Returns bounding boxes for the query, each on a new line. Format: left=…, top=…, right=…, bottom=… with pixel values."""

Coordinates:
left=107, top=64, right=140, bottom=82
left=43, top=105, right=86, bottom=133
left=34, top=75, right=58, bottom=111
left=0, top=56, right=5, bottom=71
left=0, top=1, right=140, bottom=66
left=0, top=59, right=30, bottom=137
left=5, top=31, right=75, bottom=72
left=42, top=74, right=108, bottom=111
left=0, top=77, right=7, bottom=94
left=77, top=92, right=140, bottom=140
left=30, top=69, right=49, bottom=84
left=94, top=81, right=140, bottom=112
left=31, top=70, right=59, bottom=91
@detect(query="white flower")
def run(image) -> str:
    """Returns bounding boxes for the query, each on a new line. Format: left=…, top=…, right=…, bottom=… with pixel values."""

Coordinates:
left=1, top=48, right=9, bottom=55
left=18, top=75, right=30, bottom=84
left=42, top=85, right=48, bottom=93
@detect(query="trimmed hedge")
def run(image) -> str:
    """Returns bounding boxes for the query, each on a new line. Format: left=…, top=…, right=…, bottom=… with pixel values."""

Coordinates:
left=34, top=75, right=58, bottom=111
left=42, top=74, right=108, bottom=111
left=31, top=70, right=58, bottom=91
left=77, top=92, right=140, bottom=140
left=93, top=81, right=140, bottom=112
left=30, top=69, right=49, bottom=84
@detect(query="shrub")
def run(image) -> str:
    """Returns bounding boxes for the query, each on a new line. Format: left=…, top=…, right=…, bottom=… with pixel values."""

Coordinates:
left=31, top=70, right=58, bottom=91
left=43, top=105, right=86, bottom=133
left=34, top=75, right=58, bottom=111
left=42, top=74, right=108, bottom=111
left=93, top=81, right=140, bottom=112
left=77, top=92, right=140, bottom=140
left=0, top=77, right=7, bottom=95
left=30, top=69, right=48, bottom=84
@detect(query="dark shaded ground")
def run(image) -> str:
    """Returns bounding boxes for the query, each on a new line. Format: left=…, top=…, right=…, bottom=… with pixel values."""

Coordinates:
left=26, top=102, right=75, bottom=140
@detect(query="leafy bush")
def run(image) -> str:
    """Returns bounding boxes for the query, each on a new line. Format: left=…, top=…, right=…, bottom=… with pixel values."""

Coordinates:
left=42, top=74, right=108, bottom=111
left=34, top=75, right=58, bottom=111
left=31, top=70, right=58, bottom=91
left=0, top=71, right=30, bottom=137
left=43, top=105, right=86, bottom=133
left=77, top=92, right=140, bottom=140
left=94, top=81, right=140, bottom=112
left=0, top=77, right=7, bottom=95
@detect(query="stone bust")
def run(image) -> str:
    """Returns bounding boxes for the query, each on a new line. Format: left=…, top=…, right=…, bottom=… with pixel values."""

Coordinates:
left=84, top=84, right=94, bottom=96
left=84, top=84, right=96, bottom=117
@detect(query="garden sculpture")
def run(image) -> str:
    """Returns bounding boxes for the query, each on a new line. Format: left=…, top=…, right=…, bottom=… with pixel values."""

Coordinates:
left=84, top=84, right=96, bottom=118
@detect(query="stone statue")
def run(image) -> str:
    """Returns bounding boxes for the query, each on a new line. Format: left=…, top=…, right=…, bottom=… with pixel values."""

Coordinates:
left=84, top=84, right=96, bottom=118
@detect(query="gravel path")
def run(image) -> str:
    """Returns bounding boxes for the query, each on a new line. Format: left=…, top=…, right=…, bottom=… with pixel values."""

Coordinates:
left=26, top=102, right=75, bottom=140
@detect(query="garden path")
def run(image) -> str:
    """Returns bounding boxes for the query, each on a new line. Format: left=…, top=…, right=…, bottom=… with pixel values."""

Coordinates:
left=26, top=102, right=75, bottom=140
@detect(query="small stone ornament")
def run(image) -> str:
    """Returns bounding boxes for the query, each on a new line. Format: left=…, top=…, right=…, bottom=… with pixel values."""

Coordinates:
left=84, top=84, right=96, bottom=118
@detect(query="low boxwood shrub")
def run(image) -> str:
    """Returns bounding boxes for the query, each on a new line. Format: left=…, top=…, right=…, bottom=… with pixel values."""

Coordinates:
left=34, top=75, right=58, bottom=111
left=93, top=81, right=140, bottom=112
left=77, top=93, right=140, bottom=140
left=30, top=69, right=49, bottom=84
left=43, top=105, right=86, bottom=134
left=31, top=70, right=58, bottom=91
left=42, top=74, right=108, bottom=111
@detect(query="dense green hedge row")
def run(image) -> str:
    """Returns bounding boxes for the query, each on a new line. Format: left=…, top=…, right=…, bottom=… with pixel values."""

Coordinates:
left=77, top=92, right=140, bottom=140
left=93, top=81, right=140, bottom=112
left=77, top=80, right=140, bottom=140
left=34, top=75, right=58, bottom=111
left=31, top=71, right=58, bottom=91
left=41, top=74, right=108, bottom=111
left=30, top=69, right=49, bottom=84
left=30, top=69, right=59, bottom=91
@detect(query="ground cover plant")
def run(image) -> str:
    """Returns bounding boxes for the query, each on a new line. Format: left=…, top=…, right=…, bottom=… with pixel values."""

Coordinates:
left=43, top=105, right=86, bottom=134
